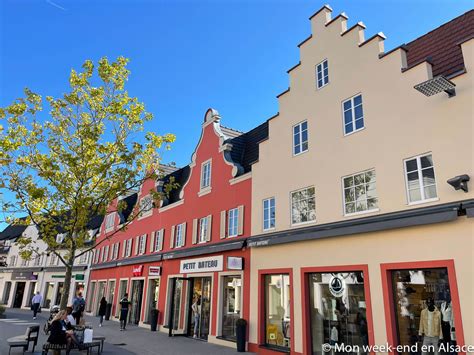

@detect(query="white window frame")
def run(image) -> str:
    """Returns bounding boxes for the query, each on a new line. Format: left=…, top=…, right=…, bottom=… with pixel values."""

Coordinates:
left=175, top=223, right=185, bottom=248
left=21, top=257, right=28, bottom=266
left=200, top=159, right=212, bottom=192
left=105, top=213, right=115, bottom=231
left=342, top=93, right=364, bottom=136
left=316, top=59, right=329, bottom=89
left=10, top=255, right=17, bottom=266
left=154, top=230, right=163, bottom=252
left=228, top=208, right=239, bottom=238
left=342, top=169, right=379, bottom=216
left=290, top=186, right=316, bottom=226
left=138, top=234, right=146, bottom=255
left=103, top=245, right=109, bottom=262
left=403, top=153, right=439, bottom=205
left=198, top=217, right=209, bottom=243
left=292, top=120, right=308, bottom=156
left=125, top=239, right=132, bottom=257
left=139, top=195, right=153, bottom=218
left=263, top=197, right=276, bottom=231
left=79, top=252, right=88, bottom=264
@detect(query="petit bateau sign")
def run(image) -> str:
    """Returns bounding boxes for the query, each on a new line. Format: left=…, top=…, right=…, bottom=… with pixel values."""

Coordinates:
left=180, top=255, right=223, bottom=274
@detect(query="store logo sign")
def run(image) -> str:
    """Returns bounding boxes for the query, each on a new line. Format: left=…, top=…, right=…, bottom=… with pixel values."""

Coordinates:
left=149, top=266, right=161, bottom=276
left=132, top=265, right=144, bottom=276
left=180, top=255, right=223, bottom=273
left=329, top=275, right=346, bottom=297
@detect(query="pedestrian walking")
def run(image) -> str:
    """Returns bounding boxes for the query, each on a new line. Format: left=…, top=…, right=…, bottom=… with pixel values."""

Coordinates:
left=72, top=292, right=86, bottom=325
left=31, top=291, right=42, bottom=320
left=119, top=293, right=131, bottom=331
left=98, top=296, right=107, bottom=327
left=191, top=296, right=201, bottom=338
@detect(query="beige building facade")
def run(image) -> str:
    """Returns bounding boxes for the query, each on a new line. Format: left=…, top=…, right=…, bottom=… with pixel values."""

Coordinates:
left=247, top=5, right=473, bottom=355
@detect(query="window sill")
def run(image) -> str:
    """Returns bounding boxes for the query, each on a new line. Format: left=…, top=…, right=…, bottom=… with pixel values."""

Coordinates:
left=263, top=227, right=276, bottom=233
left=198, top=187, right=212, bottom=197
left=343, top=126, right=365, bottom=137
left=292, top=149, right=308, bottom=158
left=259, top=344, right=290, bottom=353
left=316, top=82, right=329, bottom=90
left=344, top=208, right=380, bottom=217
left=290, top=220, right=316, bottom=228
left=407, top=197, right=439, bottom=206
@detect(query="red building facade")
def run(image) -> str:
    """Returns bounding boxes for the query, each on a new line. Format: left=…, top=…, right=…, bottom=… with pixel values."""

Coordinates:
left=87, top=109, right=268, bottom=348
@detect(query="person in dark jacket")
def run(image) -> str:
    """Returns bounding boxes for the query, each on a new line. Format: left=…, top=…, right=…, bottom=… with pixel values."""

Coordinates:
left=47, top=310, right=77, bottom=354
left=119, top=293, right=131, bottom=331
left=98, top=296, right=107, bottom=327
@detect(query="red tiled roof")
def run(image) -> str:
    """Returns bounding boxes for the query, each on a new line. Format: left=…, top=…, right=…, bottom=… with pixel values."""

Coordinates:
left=405, top=9, right=474, bottom=78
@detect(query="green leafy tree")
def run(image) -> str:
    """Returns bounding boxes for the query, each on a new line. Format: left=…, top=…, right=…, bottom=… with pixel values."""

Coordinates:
left=0, top=57, right=175, bottom=309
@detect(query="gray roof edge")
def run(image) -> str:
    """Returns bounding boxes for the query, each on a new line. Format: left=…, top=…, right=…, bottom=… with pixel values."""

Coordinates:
left=248, top=199, right=471, bottom=248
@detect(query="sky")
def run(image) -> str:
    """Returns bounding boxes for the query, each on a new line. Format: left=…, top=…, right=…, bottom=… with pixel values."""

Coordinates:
left=0, top=0, right=472, bottom=229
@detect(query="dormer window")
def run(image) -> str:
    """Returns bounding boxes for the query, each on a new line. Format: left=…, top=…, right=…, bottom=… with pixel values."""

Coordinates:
left=139, top=195, right=153, bottom=218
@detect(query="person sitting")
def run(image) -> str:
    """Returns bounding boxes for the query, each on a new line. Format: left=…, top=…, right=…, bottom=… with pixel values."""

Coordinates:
left=65, top=306, right=76, bottom=328
left=47, top=310, right=77, bottom=354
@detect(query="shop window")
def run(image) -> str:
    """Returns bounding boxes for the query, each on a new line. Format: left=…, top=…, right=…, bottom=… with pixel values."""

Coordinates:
left=343, top=94, right=364, bottom=135
left=343, top=169, right=378, bottom=215
left=316, top=59, right=329, bottom=89
left=221, top=276, right=242, bottom=340
left=389, top=267, right=457, bottom=355
left=291, top=186, right=316, bottom=225
left=293, top=121, right=308, bottom=156
left=307, top=271, right=368, bottom=355
left=404, top=153, right=437, bottom=204
left=264, top=274, right=291, bottom=350
left=263, top=197, right=276, bottom=231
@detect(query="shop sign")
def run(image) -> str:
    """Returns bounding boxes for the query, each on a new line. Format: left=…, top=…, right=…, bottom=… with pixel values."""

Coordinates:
left=12, top=271, right=35, bottom=280
left=74, top=274, right=85, bottom=280
left=329, top=275, right=346, bottom=297
left=149, top=266, right=161, bottom=276
left=52, top=275, right=65, bottom=279
left=227, top=257, right=243, bottom=270
left=180, top=255, right=223, bottom=273
left=132, top=265, right=144, bottom=276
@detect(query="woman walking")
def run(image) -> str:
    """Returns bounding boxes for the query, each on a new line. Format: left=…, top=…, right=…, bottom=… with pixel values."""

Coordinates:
left=98, top=296, right=107, bottom=327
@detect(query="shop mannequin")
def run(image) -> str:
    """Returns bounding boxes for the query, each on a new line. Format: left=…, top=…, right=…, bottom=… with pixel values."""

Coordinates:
left=419, top=298, right=443, bottom=355
left=330, top=325, right=338, bottom=345
left=440, top=295, right=455, bottom=342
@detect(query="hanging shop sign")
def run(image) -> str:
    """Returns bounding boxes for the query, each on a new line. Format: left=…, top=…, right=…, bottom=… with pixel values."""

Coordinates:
left=132, top=265, right=144, bottom=277
left=329, top=275, right=346, bottom=298
left=227, top=256, right=243, bottom=270
left=180, top=255, right=223, bottom=274
left=74, top=274, right=85, bottom=281
left=149, top=266, right=161, bottom=276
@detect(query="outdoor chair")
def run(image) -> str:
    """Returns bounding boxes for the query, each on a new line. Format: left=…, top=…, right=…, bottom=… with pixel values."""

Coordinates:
left=7, top=325, right=40, bottom=354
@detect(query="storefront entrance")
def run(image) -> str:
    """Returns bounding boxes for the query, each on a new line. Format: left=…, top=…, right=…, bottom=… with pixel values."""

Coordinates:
left=130, top=280, right=144, bottom=325
left=168, top=277, right=212, bottom=341
left=13, top=282, right=26, bottom=308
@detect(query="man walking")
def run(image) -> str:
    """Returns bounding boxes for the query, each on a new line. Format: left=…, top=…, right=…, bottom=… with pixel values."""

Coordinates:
left=31, top=291, right=42, bottom=320
left=119, top=293, right=131, bottom=331
left=72, top=292, right=86, bottom=325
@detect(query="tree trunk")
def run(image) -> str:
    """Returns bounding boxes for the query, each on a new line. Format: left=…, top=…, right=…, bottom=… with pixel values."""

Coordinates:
left=60, top=251, right=76, bottom=310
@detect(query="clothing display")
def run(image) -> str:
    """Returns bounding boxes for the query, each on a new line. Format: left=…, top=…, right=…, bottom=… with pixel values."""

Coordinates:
left=419, top=307, right=443, bottom=338
left=440, top=301, right=456, bottom=341
left=422, top=336, right=440, bottom=355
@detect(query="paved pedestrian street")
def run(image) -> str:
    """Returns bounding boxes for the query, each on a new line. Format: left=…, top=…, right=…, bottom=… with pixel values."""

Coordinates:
left=0, top=309, right=249, bottom=355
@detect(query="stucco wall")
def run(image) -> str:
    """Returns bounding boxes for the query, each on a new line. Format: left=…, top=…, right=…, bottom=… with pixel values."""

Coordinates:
left=251, top=8, right=474, bottom=236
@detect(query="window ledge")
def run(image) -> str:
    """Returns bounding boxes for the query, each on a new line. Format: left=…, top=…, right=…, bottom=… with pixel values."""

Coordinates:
left=263, top=227, right=276, bottom=233
left=290, top=220, right=317, bottom=228
left=344, top=126, right=365, bottom=137
left=258, top=344, right=290, bottom=353
left=407, top=197, right=439, bottom=206
left=198, top=187, right=212, bottom=197
left=344, top=208, right=380, bottom=217
left=316, top=82, right=329, bottom=90
left=292, top=149, right=309, bottom=158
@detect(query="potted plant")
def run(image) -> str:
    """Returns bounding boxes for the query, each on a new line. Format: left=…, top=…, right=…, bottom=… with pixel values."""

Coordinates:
left=235, top=318, right=247, bottom=352
left=150, top=309, right=159, bottom=331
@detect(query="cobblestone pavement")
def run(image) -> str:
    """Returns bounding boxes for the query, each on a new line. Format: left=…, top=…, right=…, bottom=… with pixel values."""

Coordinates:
left=0, top=309, right=250, bottom=355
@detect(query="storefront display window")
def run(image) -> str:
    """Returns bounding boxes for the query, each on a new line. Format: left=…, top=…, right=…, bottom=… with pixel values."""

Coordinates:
left=390, top=268, right=457, bottom=355
left=221, top=276, right=241, bottom=340
left=264, top=274, right=291, bottom=349
left=307, top=271, right=367, bottom=355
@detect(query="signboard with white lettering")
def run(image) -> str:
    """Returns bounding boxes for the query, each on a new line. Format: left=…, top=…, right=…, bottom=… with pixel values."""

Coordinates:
left=227, top=256, right=243, bottom=270
left=180, top=255, right=223, bottom=274
left=149, top=266, right=161, bottom=276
